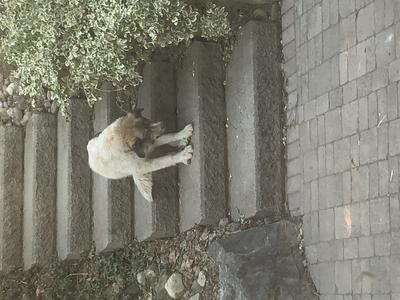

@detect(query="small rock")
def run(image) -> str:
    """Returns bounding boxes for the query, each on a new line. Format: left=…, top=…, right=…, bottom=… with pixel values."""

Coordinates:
left=218, top=217, right=229, bottom=227
left=137, top=272, right=145, bottom=285
left=197, top=271, right=206, bottom=287
left=189, top=294, right=200, bottom=300
left=155, top=272, right=170, bottom=296
left=144, top=268, right=157, bottom=281
left=124, top=282, right=140, bottom=296
left=165, top=273, right=185, bottom=299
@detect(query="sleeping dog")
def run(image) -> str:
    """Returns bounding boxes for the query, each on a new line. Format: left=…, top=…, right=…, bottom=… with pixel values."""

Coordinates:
left=87, top=109, right=193, bottom=202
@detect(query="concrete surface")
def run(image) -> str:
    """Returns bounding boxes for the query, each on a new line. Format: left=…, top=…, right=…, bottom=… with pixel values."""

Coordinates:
left=226, top=20, right=284, bottom=221
left=0, top=126, right=24, bottom=272
left=57, top=98, right=92, bottom=260
left=134, top=62, right=179, bottom=241
left=177, top=41, right=228, bottom=232
left=23, top=113, right=57, bottom=269
left=92, top=84, right=134, bottom=252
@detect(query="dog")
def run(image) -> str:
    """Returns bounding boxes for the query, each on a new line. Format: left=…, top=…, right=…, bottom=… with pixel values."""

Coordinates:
left=87, top=108, right=193, bottom=202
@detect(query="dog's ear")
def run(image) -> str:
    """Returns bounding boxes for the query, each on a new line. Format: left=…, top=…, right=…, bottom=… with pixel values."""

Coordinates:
left=133, top=138, right=146, bottom=158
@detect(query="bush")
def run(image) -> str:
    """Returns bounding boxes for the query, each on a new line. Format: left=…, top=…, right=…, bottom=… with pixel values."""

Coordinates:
left=0, top=0, right=229, bottom=114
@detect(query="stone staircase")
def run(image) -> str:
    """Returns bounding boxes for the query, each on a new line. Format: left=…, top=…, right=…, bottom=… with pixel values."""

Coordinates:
left=0, top=16, right=283, bottom=272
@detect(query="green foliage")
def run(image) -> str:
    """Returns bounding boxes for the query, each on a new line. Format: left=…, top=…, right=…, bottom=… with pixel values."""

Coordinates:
left=0, top=0, right=229, bottom=113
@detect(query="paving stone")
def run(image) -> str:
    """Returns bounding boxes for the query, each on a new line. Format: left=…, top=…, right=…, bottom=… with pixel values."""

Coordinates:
left=388, top=156, right=399, bottom=195
left=335, top=260, right=352, bottom=294
left=357, top=3, right=375, bottom=42
left=340, top=14, right=357, bottom=51
left=321, top=0, right=330, bottom=30
left=342, top=101, right=358, bottom=137
left=178, top=41, right=228, bottom=229
left=225, top=21, right=283, bottom=221
left=360, top=128, right=378, bottom=164
left=392, top=231, right=400, bottom=254
left=309, top=59, right=336, bottom=99
left=317, top=115, right=325, bottom=146
left=329, top=0, right=339, bottom=25
left=323, top=24, right=340, bottom=60
left=368, top=93, right=378, bottom=128
left=352, top=165, right=369, bottom=202
left=370, top=198, right=390, bottom=234
left=360, top=200, right=371, bottom=236
left=378, top=160, right=389, bottom=196
left=374, top=0, right=385, bottom=32
left=283, top=41, right=296, bottom=62
left=350, top=134, right=360, bottom=167
left=282, top=7, right=295, bottom=30
left=343, top=81, right=358, bottom=104
left=24, top=113, right=57, bottom=269
left=384, top=0, right=395, bottom=27
left=372, top=68, right=389, bottom=92
left=376, top=27, right=396, bottom=67
left=92, top=85, right=133, bottom=252
left=304, top=149, right=318, bottom=182
left=359, top=97, right=369, bottom=131
left=288, top=140, right=300, bottom=160
left=134, top=62, right=179, bottom=241
left=378, top=122, right=388, bottom=160
left=316, top=93, right=329, bottom=115
left=57, top=99, right=92, bottom=260
left=308, top=4, right=322, bottom=39
left=374, top=233, right=391, bottom=256
left=389, top=119, right=400, bottom=156
left=318, top=240, right=344, bottom=262
left=391, top=255, right=400, bottom=293
left=325, top=108, right=342, bottom=143
left=305, top=244, right=318, bottom=264
left=288, top=191, right=303, bottom=216
left=344, top=237, right=359, bottom=259
left=390, top=195, right=400, bottom=231
left=282, top=25, right=295, bottom=46
left=338, top=0, right=355, bottom=18
left=318, top=146, right=326, bottom=177
left=339, top=52, right=348, bottom=85
left=304, top=99, right=316, bottom=121
left=335, top=206, right=351, bottom=239
left=319, top=262, right=335, bottom=294
left=298, top=43, right=308, bottom=75
left=389, top=59, right=400, bottom=81
left=326, top=143, right=335, bottom=175
left=387, top=82, right=398, bottom=120
left=359, top=236, right=374, bottom=257
left=358, top=73, right=373, bottom=98
left=319, top=209, right=334, bottom=242
left=0, top=126, right=23, bottom=272
left=369, top=162, right=379, bottom=199
left=329, top=87, right=343, bottom=109
left=370, top=256, right=390, bottom=293
left=319, top=174, right=343, bottom=209
left=334, top=138, right=351, bottom=172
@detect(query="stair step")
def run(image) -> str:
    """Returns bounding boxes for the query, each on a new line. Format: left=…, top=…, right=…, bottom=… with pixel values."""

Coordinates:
left=134, top=62, right=179, bottom=241
left=177, top=41, right=228, bottom=232
left=0, top=126, right=24, bottom=272
left=226, top=20, right=284, bottom=220
left=57, top=99, right=92, bottom=260
left=23, top=113, right=57, bottom=269
left=92, top=85, right=134, bottom=252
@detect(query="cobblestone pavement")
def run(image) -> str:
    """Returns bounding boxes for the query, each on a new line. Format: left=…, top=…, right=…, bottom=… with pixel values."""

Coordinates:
left=282, top=0, right=400, bottom=298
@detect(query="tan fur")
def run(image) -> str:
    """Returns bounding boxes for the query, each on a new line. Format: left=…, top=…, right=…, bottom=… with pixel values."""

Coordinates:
left=87, top=112, right=194, bottom=202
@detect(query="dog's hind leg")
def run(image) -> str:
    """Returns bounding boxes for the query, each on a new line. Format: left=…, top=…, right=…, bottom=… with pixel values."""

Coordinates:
left=138, top=145, right=193, bottom=174
left=153, top=124, right=193, bottom=148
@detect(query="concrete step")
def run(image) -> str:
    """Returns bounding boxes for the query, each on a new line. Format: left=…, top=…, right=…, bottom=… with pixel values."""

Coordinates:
left=92, top=84, right=134, bottom=252
left=23, top=113, right=57, bottom=269
left=57, top=99, right=92, bottom=260
left=134, top=62, right=179, bottom=241
left=177, top=41, right=228, bottom=232
left=226, top=20, right=284, bottom=220
left=0, top=126, right=24, bottom=272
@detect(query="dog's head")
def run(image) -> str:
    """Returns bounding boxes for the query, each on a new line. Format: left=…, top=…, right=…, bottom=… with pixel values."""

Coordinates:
left=117, top=109, right=165, bottom=158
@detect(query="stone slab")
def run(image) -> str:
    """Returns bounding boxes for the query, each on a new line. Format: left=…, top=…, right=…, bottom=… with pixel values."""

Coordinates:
left=57, top=99, right=92, bottom=260
left=177, top=41, right=227, bottom=231
left=226, top=20, right=284, bottom=220
left=0, top=126, right=24, bottom=272
left=92, top=84, right=133, bottom=252
left=208, top=221, right=317, bottom=300
left=24, top=113, right=57, bottom=269
left=134, top=62, right=179, bottom=241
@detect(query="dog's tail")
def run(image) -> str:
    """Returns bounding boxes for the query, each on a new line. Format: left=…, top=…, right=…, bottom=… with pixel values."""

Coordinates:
left=134, top=173, right=153, bottom=202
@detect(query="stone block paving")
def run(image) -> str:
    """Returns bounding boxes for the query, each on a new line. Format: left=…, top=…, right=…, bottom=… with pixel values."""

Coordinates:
left=282, top=0, right=400, bottom=298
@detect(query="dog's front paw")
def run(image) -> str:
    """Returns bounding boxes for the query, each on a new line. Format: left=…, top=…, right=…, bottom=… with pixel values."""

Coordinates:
left=178, top=124, right=193, bottom=148
left=179, top=145, right=193, bottom=165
